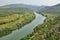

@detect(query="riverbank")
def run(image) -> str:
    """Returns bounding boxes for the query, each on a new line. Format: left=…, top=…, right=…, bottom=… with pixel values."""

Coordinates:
left=21, top=13, right=60, bottom=40
left=0, top=12, right=35, bottom=37
left=0, top=12, right=45, bottom=40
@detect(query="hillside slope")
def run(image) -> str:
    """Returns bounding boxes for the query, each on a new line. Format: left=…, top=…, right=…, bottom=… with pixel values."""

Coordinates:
left=39, top=4, right=60, bottom=14
left=0, top=4, right=46, bottom=11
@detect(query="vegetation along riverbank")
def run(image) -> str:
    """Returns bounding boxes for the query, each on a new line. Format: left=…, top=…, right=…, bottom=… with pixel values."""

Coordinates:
left=21, top=13, right=60, bottom=40
left=0, top=8, right=35, bottom=37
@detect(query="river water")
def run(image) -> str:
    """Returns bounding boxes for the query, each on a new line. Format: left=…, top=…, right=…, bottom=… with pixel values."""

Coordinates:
left=0, top=12, right=45, bottom=40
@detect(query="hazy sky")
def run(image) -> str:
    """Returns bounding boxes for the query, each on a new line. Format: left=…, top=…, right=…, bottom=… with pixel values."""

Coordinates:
left=0, top=0, right=60, bottom=6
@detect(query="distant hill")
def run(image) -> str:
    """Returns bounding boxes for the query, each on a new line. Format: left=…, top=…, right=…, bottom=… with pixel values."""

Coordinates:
left=0, top=3, right=60, bottom=14
left=0, top=7, right=35, bottom=17
left=0, top=4, right=46, bottom=11
left=40, top=4, right=60, bottom=14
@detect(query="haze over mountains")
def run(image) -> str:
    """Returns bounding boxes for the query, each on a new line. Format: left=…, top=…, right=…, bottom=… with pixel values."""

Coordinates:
left=0, top=4, right=47, bottom=11
left=0, top=3, right=60, bottom=12
left=41, top=3, right=60, bottom=14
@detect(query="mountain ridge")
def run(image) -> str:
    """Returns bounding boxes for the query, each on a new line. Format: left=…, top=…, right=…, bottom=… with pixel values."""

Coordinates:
left=39, top=3, right=60, bottom=14
left=0, top=4, right=47, bottom=11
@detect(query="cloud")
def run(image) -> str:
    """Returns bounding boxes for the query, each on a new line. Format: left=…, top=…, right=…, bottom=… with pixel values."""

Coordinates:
left=0, top=0, right=60, bottom=6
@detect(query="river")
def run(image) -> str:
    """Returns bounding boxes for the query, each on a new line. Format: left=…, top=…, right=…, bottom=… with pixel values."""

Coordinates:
left=0, top=12, right=45, bottom=40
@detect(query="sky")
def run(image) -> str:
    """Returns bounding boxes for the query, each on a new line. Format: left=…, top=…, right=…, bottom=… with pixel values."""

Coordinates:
left=0, top=0, right=60, bottom=6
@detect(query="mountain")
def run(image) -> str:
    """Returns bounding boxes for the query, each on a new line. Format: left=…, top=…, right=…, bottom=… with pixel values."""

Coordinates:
left=0, top=4, right=46, bottom=11
left=40, top=4, right=60, bottom=14
left=52, top=4, right=60, bottom=8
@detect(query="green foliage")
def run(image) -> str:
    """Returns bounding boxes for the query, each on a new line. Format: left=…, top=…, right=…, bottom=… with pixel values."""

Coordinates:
left=0, top=8, right=35, bottom=37
left=21, top=13, right=60, bottom=40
